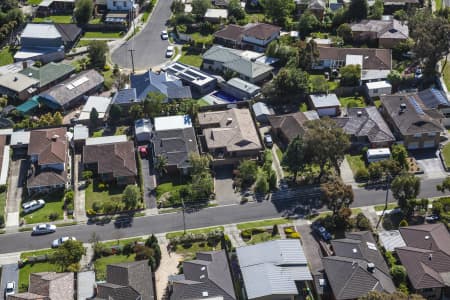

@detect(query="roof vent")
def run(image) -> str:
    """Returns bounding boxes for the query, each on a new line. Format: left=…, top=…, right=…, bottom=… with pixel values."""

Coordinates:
left=51, top=134, right=59, bottom=141
left=429, top=254, right=433, bottom=260
left=202, top=291, right=209, bottom=297
left=226, top=117, right=233, bottom=125
left=400, top=103, right=407, bottom=113
left=28, top=73, right=33, bottom=77
left=367, top=262, right=375, bottom=273
left=352, top=248, right=358, bottom=253
left=13, top=76, right=18, bottom=81
left=425, top=235, right=430, bottom=240
left=357, top=111, right=362, bottom=117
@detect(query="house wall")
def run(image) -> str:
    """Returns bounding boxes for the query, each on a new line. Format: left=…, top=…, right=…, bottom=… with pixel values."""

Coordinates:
left=352, top=31, right=378, bottom=43
left=221, top=83, right=260, bottom=100
left=0, top=86, right=33, bottom=101
left=28, top=183, right=66, bottom=194
left=21, top=36, right=63, bottom=49
left=366, top=86, right=392, bottom=98
left=214, top=37, right=239, bottom=48
left=36, top=1, right=75, bottom=17
left=202, top=59, right=224, bottom=73
left=242, top=32, right=280, bottom=48
left=379, top=37, right=405, bottom=49
left=106, top=0, right=134, bottom=10
left=403, top=133, right=441, bottom=149
left=416, top=287, right=443, bottom=300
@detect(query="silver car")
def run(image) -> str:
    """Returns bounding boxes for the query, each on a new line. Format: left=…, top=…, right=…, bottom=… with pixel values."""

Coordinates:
left=32, top=224, right=56, bottom=235
left=5, top=281, right=15, bottom=296
left=52, top=236, right=76, bottom=248
left=22, top=199, right=45, bottom=214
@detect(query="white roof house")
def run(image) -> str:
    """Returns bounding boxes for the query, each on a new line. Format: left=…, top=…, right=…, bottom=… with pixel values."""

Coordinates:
left=73, top=124, right=89, bottom=141
left=21, top=23, right=62, bottom=39
left=78, top=96, right=112, bottom=121
left=236, top=240, right=312, bottom=299
left=85, top=135, right=127, bottom=146
left=365, top=81, right=392, bottom=90
left=135, top=118, right=152, bottom=142
left=154, top=115, right=193, bottom=132
left=204, top=8, right=228, bottom=20
left=10, top=131, right=30, bottom=147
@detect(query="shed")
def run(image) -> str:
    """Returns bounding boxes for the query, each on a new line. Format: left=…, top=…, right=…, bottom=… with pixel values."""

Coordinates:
left=10, top=131, right=30, bottom=148
left=367, top=147, right=391, bottom=163
left=16, top=97, right=40, bottom=115
left=73, top=124, right=89, bottom=142
left=135, top=118, right=152, bottom=142
left=222, top=77, right=261, bottom=100
left=252, top=102, right=273, bottom=123
left=365, top=81, right=392, bottom=98
left=78, top=96, right=112, bottom=123
left=204, top=8, right=228, bottom=22
left=308, top=93, right=341, bottom=117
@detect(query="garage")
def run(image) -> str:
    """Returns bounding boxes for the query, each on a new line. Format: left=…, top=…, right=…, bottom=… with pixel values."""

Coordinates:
left=317, top=107, right=337, bottom=116
left=309, top=94, right=341, bottom=117
left=423, top=140, right=437, bottom=148
left=407, top=142, right=419, bottom=150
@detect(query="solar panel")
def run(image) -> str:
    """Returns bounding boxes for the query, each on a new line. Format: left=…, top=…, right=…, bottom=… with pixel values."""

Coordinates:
left=72, top=76, right=89, bottom=87
left=409, top=96, right=424, bottom=115
left=431, top=88, right=449, bottom=105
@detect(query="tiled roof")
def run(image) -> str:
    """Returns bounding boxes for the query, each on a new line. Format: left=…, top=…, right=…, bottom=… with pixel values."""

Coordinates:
left=112, top=88, right=138, bottom=105
left=214, top=24, right=246, bottom=42
left=130, top=71, right=192, bottom=101
left=54, top=23, right=82, bottom=43
left=318, top=46, right=392, bottom=70
left=20, top=62, right=75, bottom=88
left=28, top=128, right=67, bottom=165
left=243, top=23, right=281, bottom=40
left=351, top=19, right=409, bottom=40
left=268, top=111, right=319, bottom=143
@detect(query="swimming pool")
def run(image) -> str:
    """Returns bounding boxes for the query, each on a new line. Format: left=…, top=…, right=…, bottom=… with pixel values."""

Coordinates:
left=212, top=91, right=240, bottom=103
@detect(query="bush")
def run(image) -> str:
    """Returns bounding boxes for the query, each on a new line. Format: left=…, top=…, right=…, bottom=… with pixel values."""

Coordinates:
left=284, top=228, right=294, bottom=234
left=92, top=201, right=103, bottom=213
left=356, top=213, right=372, bottom=230
left=272, top=224, right=279, bottom=236
left=382, top=216, right=394, bottom=230
left=385, top=251, right=397, bottom=267
left=432, top=201, right=443, bottom=215
left=391, top=265, right=407, bottom=286
left=289, top=232, right=300, bottom=239
left=251, top=228, right=265, bottom=235
left=241, top=229, right=252, bottom=239
left=48, top=212, right=59, bottom=221
left=0, top=214, right=4, bottom=228
left=102, top=247, right=113, bottom=257
left=86, top=209, right=96, bottom=216
left=240, top=197, right=248, bottom=204
left=355, top=168, right=369, bottom=182
left=399, top=219, right=409, bottom=227
left=0, top=184, right=7, bottom=193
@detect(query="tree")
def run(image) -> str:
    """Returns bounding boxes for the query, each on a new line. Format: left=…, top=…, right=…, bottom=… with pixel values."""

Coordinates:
left=369, top=0, right=383, bottom=19
left=437, top=176, right=450, bottom=192
left=304, top=118, right=350, bottom=177
left=129, top=103, right=144, bottom=119
left=228, top=0, right=245, bottom=20
left=51, top=240, right=86, bottom=271
left=143, top=92, right=164, bottom=118
left=358, top=291, right=425, bottom=300
left=88, top=41, right=108, bottom=69
left=123, top=185, right=141, bottom=208
left=321, top=178, right=354, bottom=216
left=390, top=265, right=407, bottom=286
left=296, top=40, right=319, bottom=71
left=191, top=172, right=214, bottom=201
left=171, top=0, right=185, bottom=14
left=74, top=0, right=93, bottom=24
left=337, top=23, right=353, bottom=44
left=340, top=64, right=361, bottom=86
left=391, top=173, right=420, bottom=215
left=260, top=0, right=295, bottom=26
left=155, top=155, right=168, bottom=176
left=310, top=75, right=329, bottom=93
left=53, top=112, right=63, bottom=125
left=347, top=0, right=368, bottom=21
left=109, top=104, right=122, bottom=124
left=264, top=67, right=310, bottom=102
left=82, top=170, right=93, bottom=182
left=255, top=172, right=269, bottom=194
left=387, top=70, right=402, bottom=91
left=89, top=108, right=99, bottom=129
left=189, top=152, right=211, bottom=175
left=191, top=0, right=211, bottom=15
left=238, top=160, right=258, bottom=188
left=297, top=12, right=320, bottom=38
left=391, top=144, right=408, bottom=170
left=282, top=136, right=307, bottom=181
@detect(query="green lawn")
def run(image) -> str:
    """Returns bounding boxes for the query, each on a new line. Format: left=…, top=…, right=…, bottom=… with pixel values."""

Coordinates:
left=244, top=13, right=265, bottom=23
left=309, top=75, right=339, bottom=92
left=27, top=0, right=43, bottom=4
left=21, top=249, right=55, bottom=259
left=345, top=154, right=367, bottom=175
left=88, top=18, right=102, bottom=24
left=99, top=237, right=144, bottom=248
left=85, top=181, right=124, bottom=211
left=443, top=61, right=450, bottom=92
left=156, top=182, right=188, bottom=200
left=442, top=143, right=450, bottom=167
left=248, top=232, right=280, bottom=245
left=103, top=67, right=115, bottom=90
left=374, top=203, right=398, bottom=211
left=22, top=192, right=64, bottom=224
left=83, top=32, right=122, bottom=39
left=19, top=262, right=59, bottom=292
left=436, top=0, right=442, bottom=10
left=190, top=32, right=213, bottom=45
left=198, top=99, right=210, bottom=106
left=0, top=47, right=14, bottom=66
left=0, top=192, right=5, bottom=225
left=142, top=11, right=150, bottom=23
left=33, top=15, right=73, bottom=23
left=339, top=96, right=366, bottom=108
left=237, top=218, right=290, bottom=230
left=178, top=49, right=203, bottom=68
left=173, top=241, right=219, bottom=260
left=166, top=226, right=224, bottom=239
left=94, top=254, right=136, bottom=281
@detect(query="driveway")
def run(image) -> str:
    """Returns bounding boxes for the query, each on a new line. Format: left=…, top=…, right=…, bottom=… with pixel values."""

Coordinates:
left=6, top=159, right=27, bottom=227
left=111, top=0, right=174, bottom=71
left=141, top=156, right=157, bottom=209
left=296, top=224, right=324, bottom=274
left=0, top=264, right=19, bottom=300
left=214, top=166, right=240, bottom=205
left=410, top=149, right=447, bottom=179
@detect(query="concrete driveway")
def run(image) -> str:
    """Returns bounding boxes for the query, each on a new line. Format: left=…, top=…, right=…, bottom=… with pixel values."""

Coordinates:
left=214, top=166, right=240, bottom=205
left=410, top=149, right=447, bottom=179
left=6, top=159, right=27, bottom=227
left=111, top=0, right=174, bottom=71
left=141, top=156, right=157, bottom=209
left=0, top=264, right=19, bottom=300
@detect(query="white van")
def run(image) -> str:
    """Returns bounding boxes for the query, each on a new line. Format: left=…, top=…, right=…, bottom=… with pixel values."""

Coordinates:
left=367, top=148, right=391, bottom=163
left=22, top=199, right=45, bottom=214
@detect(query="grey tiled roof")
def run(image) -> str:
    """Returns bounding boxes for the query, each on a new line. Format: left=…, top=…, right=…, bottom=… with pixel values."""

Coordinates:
left=130, top=71, right=192, bottom=101
left=112, top=88, right=138, bottom=105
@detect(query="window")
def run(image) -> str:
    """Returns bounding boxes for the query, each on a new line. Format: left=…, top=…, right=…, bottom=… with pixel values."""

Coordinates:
left=113, top=1, right=117, bottom=6
left=414, top=133, right=422, bottom=138
left=123, top=1, right=127, bottom=6
left=428, top=132, right=436, bottom=137
left=373, top=89, right=379, bottom=94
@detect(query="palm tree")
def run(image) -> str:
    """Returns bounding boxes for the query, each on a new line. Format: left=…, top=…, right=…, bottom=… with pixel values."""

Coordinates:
left=155, top=155, right=168, bottom=176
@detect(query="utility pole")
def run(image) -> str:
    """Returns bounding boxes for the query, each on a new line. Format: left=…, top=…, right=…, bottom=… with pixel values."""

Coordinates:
left=128, top=48, right=136, bottom=74
left=376, top=174, right=392, bottom=230
left=181, top=197, right=186, bottom=234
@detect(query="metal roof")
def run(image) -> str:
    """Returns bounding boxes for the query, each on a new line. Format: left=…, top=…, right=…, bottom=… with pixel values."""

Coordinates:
left=10, top=131, right=30, bottom=146
left=21, top=24, right=61, bottom=39
left=252, top=102, right=271, bottom=117
left=78, top=96, right=112, bottom=121
left=309, top=94, right=340, bottom=108
left=85, top=135, right=127, bottom=146
left=154, top=115, right=192, bottom=131
left=73, top=124, right=89, bottom=141
left=227, top=78, right=260, bottom=94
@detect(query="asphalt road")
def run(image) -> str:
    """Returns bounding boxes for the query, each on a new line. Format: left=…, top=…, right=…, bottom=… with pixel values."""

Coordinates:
left=111, top=0, right=174, bottom=70
left=0, top=264, right=18, bottom=300
left=0, top=177, right=447, bottom=254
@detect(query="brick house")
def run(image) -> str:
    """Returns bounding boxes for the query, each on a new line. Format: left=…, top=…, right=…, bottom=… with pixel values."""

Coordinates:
left=8, top=272, right=74, bottom=300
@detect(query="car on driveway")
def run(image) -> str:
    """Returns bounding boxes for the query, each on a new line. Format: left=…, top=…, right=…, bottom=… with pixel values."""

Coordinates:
left=52, top=236, right=76, bottom=248
left=5, top=281, right=15, bottom=296
left=425, top=214, right=439, bottom=223
left=22, top=199, right=45, bottom=214
left=166, top=45, right=174, bottom=57
left=32, top=224, right=56, bottom=235
left=264, top=134, right=273, bottom=148
left=138, top=145, right=148, bottom=158
left=312, top=222, right=332, bottom=242
left=161, top=30, right=169, bottom=40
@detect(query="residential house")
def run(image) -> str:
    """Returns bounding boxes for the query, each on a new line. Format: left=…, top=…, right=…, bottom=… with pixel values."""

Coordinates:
left=198, top=108, right=263, bottom=164
left=111, top=88, right=138, bottom=111
left=38, top=69, right=104, bottom=111
left=36, top=0, right=75, bottom=16
left=93, top=260, right=154, bottom=300
left=151, top=115, right=199, bottom=174
left=8, top=272, right=74, bottom=300
left=14, top=24, right=65, bottom=63
left=334, top=106, right=395, bottom=148
left=308, top=0, right=326, bottom=19
left=351, top=18, right=409, bottom=48
left=329, top=0, right=344, bottom=11
left=169, top=250, right=236, bottom=300
left=314, top=46, right=392, bottom=83
left=54, top=24, right=83, bottom=49
left=380, top=93, right=444, bottom=149
left=83, top=139, right=137, bottom=185
left=252, top=102, right=274, bottom=123
left=77, top=96, right=112, bottom=124
left=212, top=0, right=230, bottom=7
left=106, top=0, right=136, bottom=11
left=383, top=0, right=420, bottom=14
left=413, top=88, right=450, bottom=127
left=0, top=73, right=39, bottom=101
left=135, top=118, right=152, bottom=143
left=236, top=239, right=313, bottom=300
left=396, top=223, right=450, bottom=299
left=220, top=77, right=261, bottom=100
left=308, top=93, right=341, bottom=117
left=268, top=111, right=319, bottom=145
left=321, top=231, right=396, bottom=300
left=130, top=70, right=192, bottom=103
left=204, top=8, right=228, bottom=22
left=202, top=45, right=273, bottom=84
left=19, top=62, right=75, bottom=92
left=27, top=128, right=69, bottom=193
left=365, top=81, right=392, bottom=98
left=214, top=23, right=281, bottom=51
left=10, top=130, right=30, bottom=150
left=162, top=62, right=217, bottom=96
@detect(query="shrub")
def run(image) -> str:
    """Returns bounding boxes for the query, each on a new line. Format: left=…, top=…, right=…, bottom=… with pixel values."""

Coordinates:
left=251, top=228, right=265, bottom=235
left=432, top=201, right=443, bottom=215
left=382, top=216, right=394, bottom=230
left=48, top=212, right=59, bottom=221
left=94, top=243, right=106, bottom=258
left=391, top=265, right=407, bottom=286
left=221, top=235, right=232, bottom=250
left=399, top=219, right=409, bottom=227
left=102, top=247, right=113, bottom=257
left=289, top=232, right=300, bottom=239
left=0, top=214, right=4, bottom=228
left=86, top=209, right=96, bottom=216
left=241, top=229, right=252, bottom=240
left=355, top=168, right=369, bottom=182
left=356, top=213, right=372, bottom=230
left=272, top=224, right=279, bottom=236
left=240, top=197, right=248, bottom=204
left=284, top=228, right=294, bottom=234
left=385, top=251, right=397, bottom=267
left=92, top=201, right=103, bottom=213
left=0, top=184, right=7, bottom=193
left=103, top=64, right=110, bottom=71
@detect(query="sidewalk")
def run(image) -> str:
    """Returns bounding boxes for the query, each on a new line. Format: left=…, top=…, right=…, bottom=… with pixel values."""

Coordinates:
left=361, top=206, right=383, bottom=231
left=80, top=243, right=94, bottom=271
left=340, top=157, right=356, bottom=187
left=155, top=234, right=182, bottom=300
left=224, top=224, right=246, bottom=248
left=271, top=144, right=284, bottom=183
left=74, top=154, right=87, bottom=223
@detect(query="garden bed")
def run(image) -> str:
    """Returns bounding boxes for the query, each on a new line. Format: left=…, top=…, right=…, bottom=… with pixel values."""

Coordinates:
left=407, top=157, right=423, bottom=174
left=236, top=218, right=290, bottom=230
left=240, top=227, right=280, bottom=245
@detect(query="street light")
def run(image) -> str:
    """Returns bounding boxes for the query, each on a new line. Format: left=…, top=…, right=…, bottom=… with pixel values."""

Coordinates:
left=376, top=174, right=392, bottom=230
left=181, top=196, right=186, bottom=234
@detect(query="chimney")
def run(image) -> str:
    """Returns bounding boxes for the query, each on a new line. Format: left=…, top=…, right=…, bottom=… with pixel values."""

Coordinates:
left=13, top=76, right=18, bottom=82
left=367, top=262, right=375, bottom=273
left=399, top=103, right=406, bottom=113
left=357, top=111, right=362, bottom=117
left=22, top=61, right=28, bottom=69
left=429, top=254, right=433, bottom=261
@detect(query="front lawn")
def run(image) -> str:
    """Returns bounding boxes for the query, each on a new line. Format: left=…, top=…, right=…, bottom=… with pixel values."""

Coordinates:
left=33, top=15, right=73, bottom=23
left=19, top=262, right=59, bottom=292
left=198, top=99, right=210, bottom=106
left=374, top=203, right=398, bottom=211
left=247, top=231, right=280, bottom=245
left=442, top=143, right=450, bottom=167
left=189, top=33, right=213, bottom=45
left=178, top=48, right=203, bottom=68
left=27, top=0, right=43, bottom=4
left=85, top=181, right=125, bottom=211
left=0, top=47, right=14, bottom=66
left=99, top=237, right=144, bottom=248
left=94, top=254, right=136, bottom=281
left=166, top=226, right=224, bottom=239
left=82, top=32, right=122, bottom=39
left=345, top=154, right=367, bottom=175
left=339, top=96, right=366, bottom=108
left=237, top=218, right=290, bottom=230
left=173, top=241, right=219, bottom=260
left=0, top=191, right=5, bottom=226
left=442, top=61, right=450, bottom=91
left=156, top=182, right=189, bottom=207
left=22, top=191, right=65, bottom=224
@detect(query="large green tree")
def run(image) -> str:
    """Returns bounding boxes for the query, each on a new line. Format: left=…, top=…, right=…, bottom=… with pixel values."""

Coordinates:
left=109, top=104, right=122, bottom=124
left=391, top=173, right=420, bottom=215
left=282, top=136, right=307, bottom=181
left=143, top=92, right=164, bottom=118
left=51, top=240, right=86, bottom=272
left=296, top=40, right=319, bottom=71
left=337, top=23, right=353, bottom=44
left=297, top=12, right=320, bottom=38
left=321, top=178, right=354, bottom=216
left=228, top=0, right=245, bottom=20
left=88, top=40, right=108, bottom=69
left=238, top=160, right=258, bottom=188
left=264, top=66, right=310, bottom=102
left=189, top=152, right=212, bottom=175
left=122, top=185, right=141, bottom=208
left=369, top=0, right=383, bottom=19
left=191, top=0, right=211, bottom=15
left=74, top=0, right=93, bottom=24
left=347, top=0, right=368, bottom=21
left=260, top=0, right=295, bottom=26
left=358, top=291, right=425, bottom=300
left=340, top=64, right=361, bottom=86
left=391, top=144, right=408, bottom=170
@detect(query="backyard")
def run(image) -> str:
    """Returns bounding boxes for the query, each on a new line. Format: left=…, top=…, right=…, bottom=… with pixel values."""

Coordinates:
left=178, top=47, right=203, bottom=68
left=33, top=15, right=73, bottom=23
left=309, top=74, right=339, bottom=92
left=22, top=191, right=65, bottom=224
left=0, top=47, right=14, bottom=66
left=85, top=181, right=125, bottom=211
left=442, top=143, right=450, bottom=167
left=339, top=96, right=366, bottom=108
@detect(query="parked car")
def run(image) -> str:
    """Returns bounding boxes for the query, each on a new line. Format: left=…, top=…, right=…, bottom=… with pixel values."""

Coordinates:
left=22, top=199, right=45, bottom=214
left=114, top=215, right=133, bottom=228
left=312, top=222, right=332, bottom=242
left=52, top=236, right=76, bottom=248
left=32, top=224, right=56, bottom=235
left=166, top=46, right=174, bottom=57
left=425, top=214, right=439, bottom=223
left=5, top=281, right=15, bottom=296
left=161, top=30, right=169, bottom=40
left=264, top=134, right=273, bottom=148
left=138, top=145, right=148, bottom=158
left=415, top=67, right=423, bottom=79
